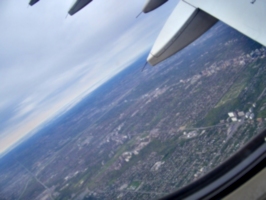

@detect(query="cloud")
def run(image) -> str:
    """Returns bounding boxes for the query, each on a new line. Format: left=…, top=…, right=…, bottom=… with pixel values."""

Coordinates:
left=0, top=0, right=179, bottom=155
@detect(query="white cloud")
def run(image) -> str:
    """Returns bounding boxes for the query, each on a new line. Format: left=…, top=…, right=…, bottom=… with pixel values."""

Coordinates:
left=0, top=0, right=179, bottom=155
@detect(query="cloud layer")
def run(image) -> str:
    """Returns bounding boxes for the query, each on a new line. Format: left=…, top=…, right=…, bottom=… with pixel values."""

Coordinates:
left=0, top=0, right=179, bottom=154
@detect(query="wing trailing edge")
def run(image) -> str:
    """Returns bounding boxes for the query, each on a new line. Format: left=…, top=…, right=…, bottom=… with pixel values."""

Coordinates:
left=148, top=0, right=266, bottom=66
left=147, top=1, right=217, bottom=66
left=185, top=0, right=266, bottom=48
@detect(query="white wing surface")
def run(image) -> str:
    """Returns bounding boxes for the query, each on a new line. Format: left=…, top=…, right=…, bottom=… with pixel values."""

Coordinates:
left=185, top=0, right=266, bottom=47
left=147, top=0, right=266, bottom=66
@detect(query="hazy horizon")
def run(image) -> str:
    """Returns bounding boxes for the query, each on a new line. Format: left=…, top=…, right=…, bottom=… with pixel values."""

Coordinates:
left=0, top=0, right=179, bottom=155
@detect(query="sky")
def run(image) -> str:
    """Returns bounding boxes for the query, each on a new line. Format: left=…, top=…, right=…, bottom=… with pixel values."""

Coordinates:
left=0, top=0, right=179, bottom=155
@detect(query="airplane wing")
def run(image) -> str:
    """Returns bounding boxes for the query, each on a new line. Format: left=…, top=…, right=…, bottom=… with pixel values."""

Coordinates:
left=147, top=0, right=266, bottom=66
left=68, top=0, right=93, bottom=16
left=29, top=0, right=39, bottom=6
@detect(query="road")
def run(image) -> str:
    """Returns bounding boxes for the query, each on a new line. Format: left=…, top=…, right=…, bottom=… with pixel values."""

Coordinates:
left=17, top=161, right=54, bottom=200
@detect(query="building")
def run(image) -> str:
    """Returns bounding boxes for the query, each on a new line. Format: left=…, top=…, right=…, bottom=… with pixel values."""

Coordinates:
left=249, top=113, right=255, bottom=120
left=237, top=111, right=245, bottom=117
left=231, top=117, right=238, bottom=122
left=257, top=118, right=263, bottom=123
left=228, top=112, right=236, bottom=118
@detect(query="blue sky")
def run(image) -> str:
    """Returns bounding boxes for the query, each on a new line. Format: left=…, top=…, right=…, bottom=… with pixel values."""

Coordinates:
left=0, top=0, right=179, bottom=155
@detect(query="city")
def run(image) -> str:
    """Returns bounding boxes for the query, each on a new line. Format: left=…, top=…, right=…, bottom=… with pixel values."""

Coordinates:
left=0, top=22, right=266, bottom=200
